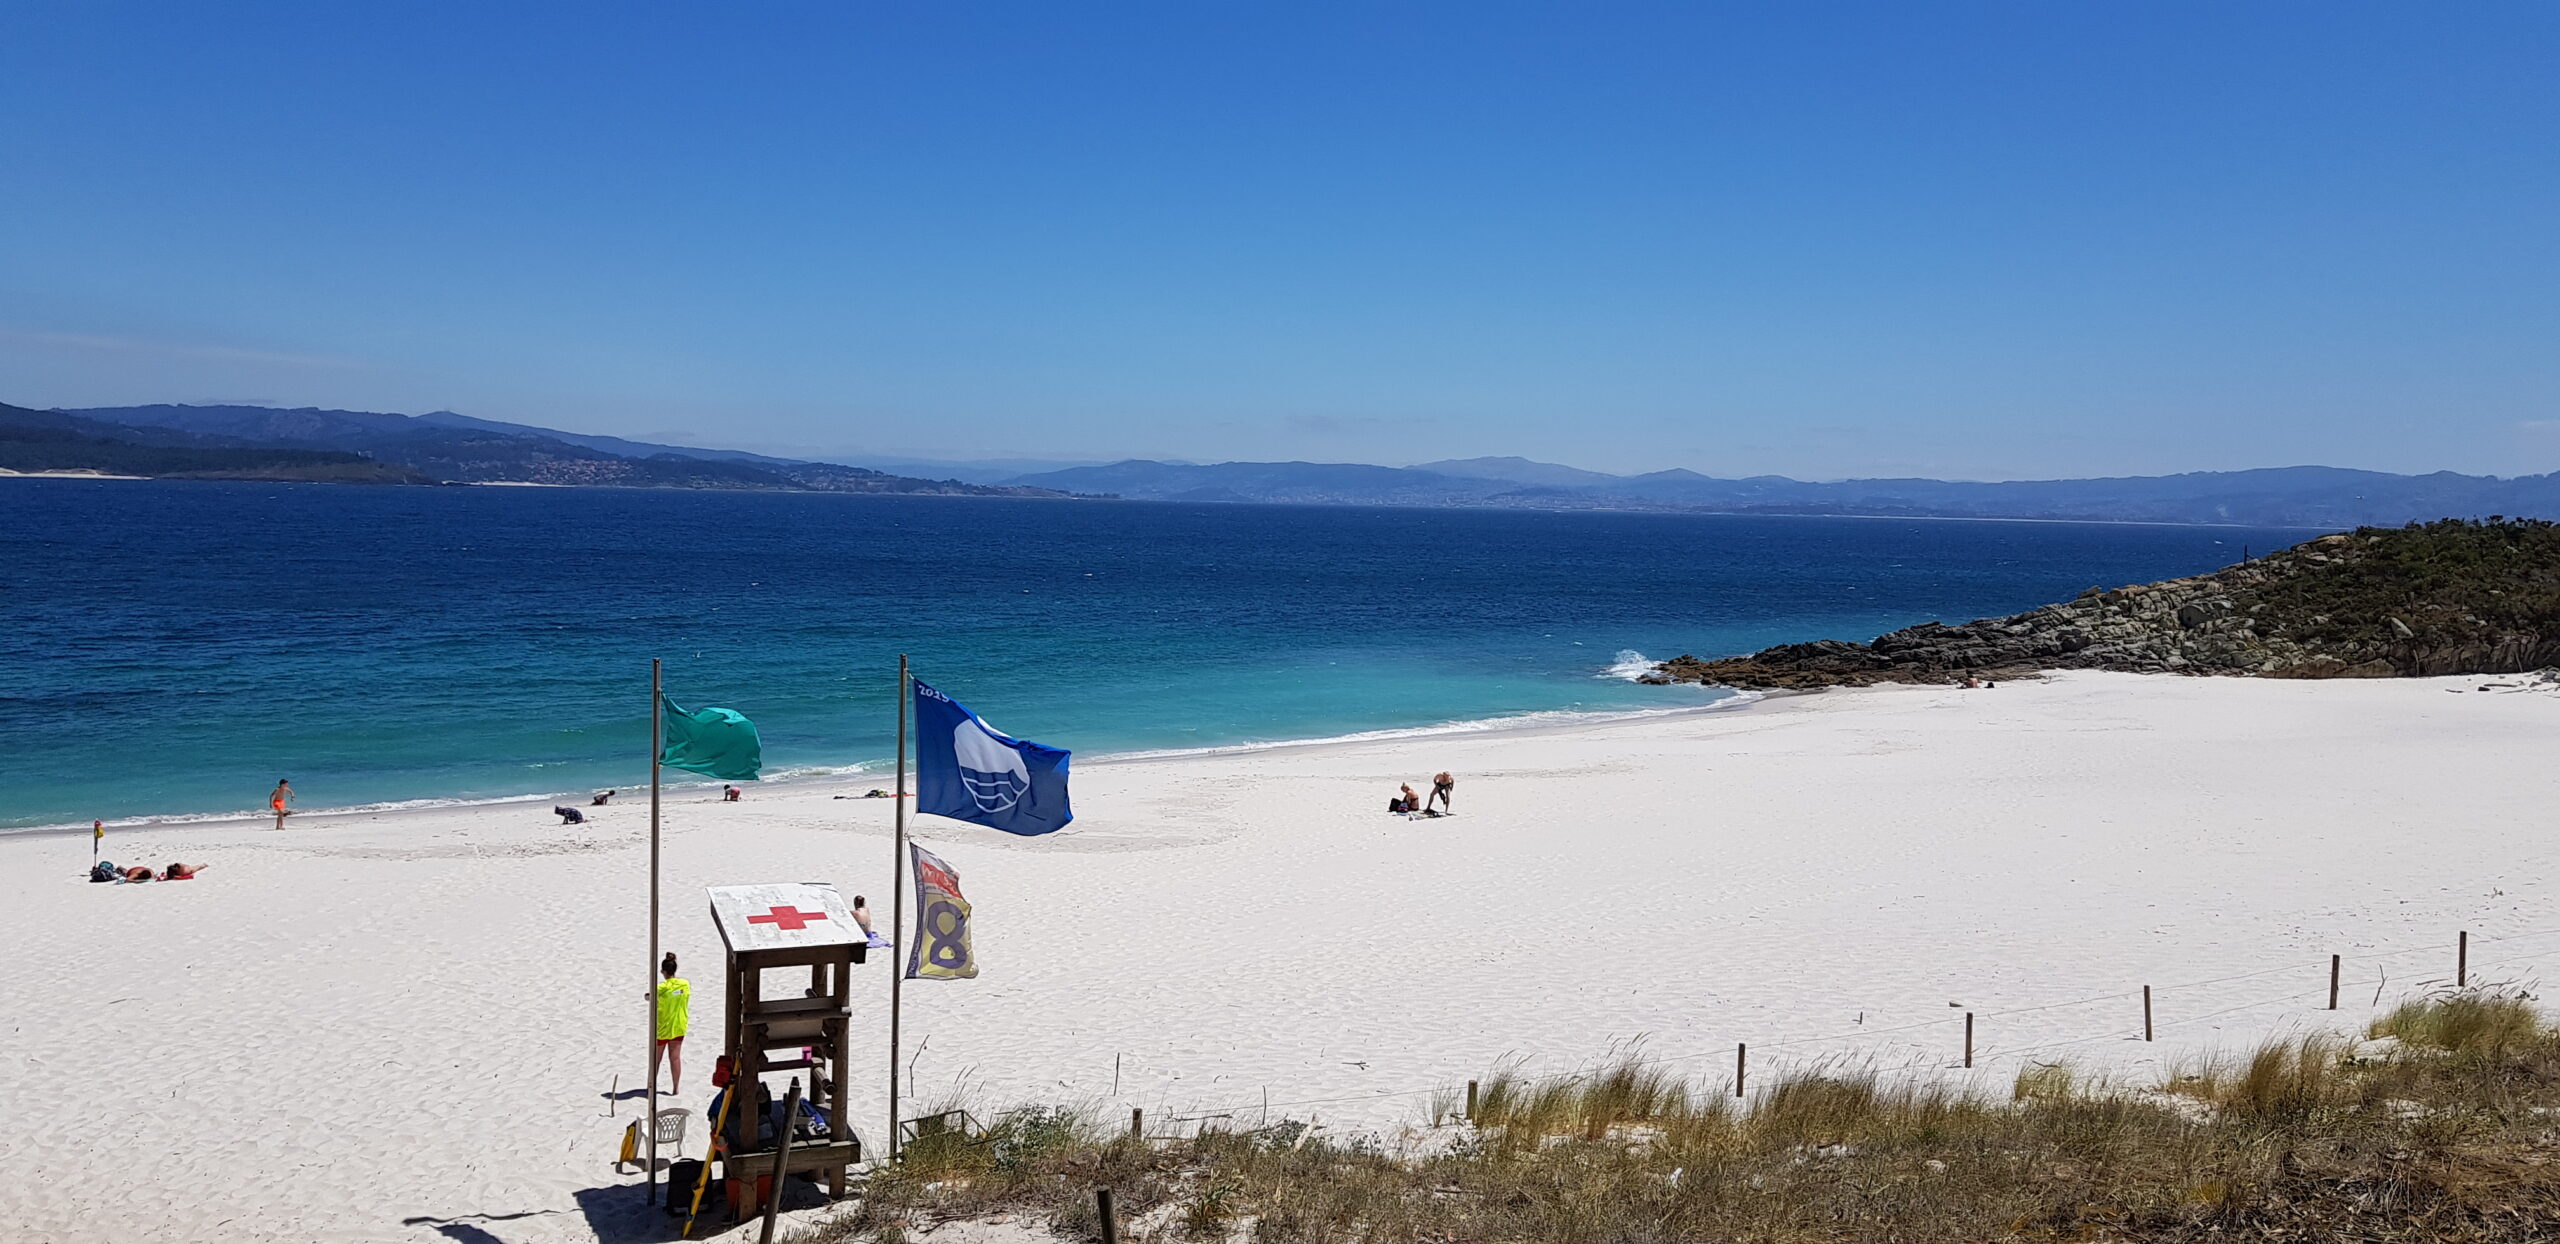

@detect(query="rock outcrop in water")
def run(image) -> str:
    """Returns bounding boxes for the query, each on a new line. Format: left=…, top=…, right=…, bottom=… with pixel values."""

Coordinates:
left=1657, top=519, right=2560, bottom=689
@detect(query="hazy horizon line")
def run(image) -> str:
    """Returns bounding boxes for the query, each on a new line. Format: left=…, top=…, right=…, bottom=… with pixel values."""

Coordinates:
left=34, top=397, right=2557, bottom=487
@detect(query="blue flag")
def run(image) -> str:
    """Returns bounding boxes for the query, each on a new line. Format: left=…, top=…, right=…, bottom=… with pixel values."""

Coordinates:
left=913, top=678, right=1071, bottom=835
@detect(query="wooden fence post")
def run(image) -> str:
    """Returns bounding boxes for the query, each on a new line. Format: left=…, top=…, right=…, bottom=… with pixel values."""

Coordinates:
left=1735, top=1043, right=1747, bottom=1098
left=1465, top=1079, right=1478, bottom=1121
left=2143, top=986, right=2153, bottom=1042
left=2329, top=955, right=2340, bottom=1010
left=1130, top=1107, right=1143, bottom=1141
left=1097, top=1188, right=1119, bottom=1244
left=2458, top=930, right=2469, bottom=988
left=1964, top=1013, right=1974, bottom=1069
left=757, top=1080, right=802, bottom=1244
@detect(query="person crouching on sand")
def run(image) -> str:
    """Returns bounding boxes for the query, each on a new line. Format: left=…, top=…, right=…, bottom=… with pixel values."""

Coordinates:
left=654, top=952, right=691, bottom=1094
left=269, top=778, right=293, bottom=829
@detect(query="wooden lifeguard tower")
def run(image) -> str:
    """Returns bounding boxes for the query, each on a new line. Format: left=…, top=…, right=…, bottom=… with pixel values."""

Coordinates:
left=708, top=882, right=868, bottom=1213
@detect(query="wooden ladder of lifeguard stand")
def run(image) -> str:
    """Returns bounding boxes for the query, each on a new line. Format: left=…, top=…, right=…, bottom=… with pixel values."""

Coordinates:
left=707, top=883, right=868, bottom=1222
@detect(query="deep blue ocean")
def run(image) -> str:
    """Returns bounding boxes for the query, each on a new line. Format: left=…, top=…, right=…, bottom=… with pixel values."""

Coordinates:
left=0, top=479, right=2315, bottom=831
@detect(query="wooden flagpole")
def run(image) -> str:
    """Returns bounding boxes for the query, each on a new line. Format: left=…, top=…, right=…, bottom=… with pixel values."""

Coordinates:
left=647, top=656, right=663, bottom=1203
left=889, top=654, right=910, bottom=1160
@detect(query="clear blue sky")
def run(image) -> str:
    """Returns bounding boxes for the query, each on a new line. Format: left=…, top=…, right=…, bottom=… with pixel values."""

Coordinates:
left=3, top=2, right=2554, bottom=479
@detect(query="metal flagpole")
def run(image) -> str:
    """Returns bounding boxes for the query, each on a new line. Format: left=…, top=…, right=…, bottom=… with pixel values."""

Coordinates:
left=647, top=657, right=663, bottom=1203
left=888, top=653, right=909, bottom=1161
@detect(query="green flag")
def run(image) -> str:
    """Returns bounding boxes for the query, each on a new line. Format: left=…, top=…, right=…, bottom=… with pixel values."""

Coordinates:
left=660, top=698, right=763, bottom=781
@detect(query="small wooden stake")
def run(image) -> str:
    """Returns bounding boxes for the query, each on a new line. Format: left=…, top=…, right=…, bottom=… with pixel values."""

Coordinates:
left=1963, top=1012, right=1974, bottom=1068
left=1465, top=1079, right=1478, bottom=1121
left=2458, top=930, right=2469, bottom=987
left=1130, top=1107, right=1143, bottom=1141
left=2143, top=986, right=2153, bottom=1042
left=2329, top=955, right=2341, bottom=1010
left=1097, top=1188, right=1119, bottom=1244
left=1735, top=1043, right=1747, bottom=1097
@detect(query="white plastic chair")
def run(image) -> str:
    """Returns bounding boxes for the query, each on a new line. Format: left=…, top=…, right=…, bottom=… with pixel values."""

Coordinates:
left=618, top=1108, right=691, bottom=1169
left=653, top=1107, right=691, bottom=1162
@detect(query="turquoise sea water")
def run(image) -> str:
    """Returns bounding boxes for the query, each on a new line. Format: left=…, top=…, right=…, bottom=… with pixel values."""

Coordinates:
left=0, top=479, right=2313, bottom=830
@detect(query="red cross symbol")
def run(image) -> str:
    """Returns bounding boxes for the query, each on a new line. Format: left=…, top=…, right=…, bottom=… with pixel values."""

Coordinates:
left=748, top=905, right=829, bottom=932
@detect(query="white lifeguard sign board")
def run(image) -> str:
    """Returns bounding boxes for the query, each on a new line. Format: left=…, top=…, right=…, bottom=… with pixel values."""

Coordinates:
left=708, top=882, right=862, bottom=954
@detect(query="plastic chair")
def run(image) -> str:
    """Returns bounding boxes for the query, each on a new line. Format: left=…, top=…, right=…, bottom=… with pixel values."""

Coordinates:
left=653, top=1107, right=691, bottom=1162
left=620, top=1108, right=692, bottom=1169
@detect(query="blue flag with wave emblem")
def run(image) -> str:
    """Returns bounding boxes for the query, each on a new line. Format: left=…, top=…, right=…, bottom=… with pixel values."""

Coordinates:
left=913, top=678, right=1072, bottom=835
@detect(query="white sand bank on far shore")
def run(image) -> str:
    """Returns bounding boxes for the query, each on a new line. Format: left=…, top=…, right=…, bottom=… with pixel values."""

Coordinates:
left=3, top=671, right=2555, bottom=1243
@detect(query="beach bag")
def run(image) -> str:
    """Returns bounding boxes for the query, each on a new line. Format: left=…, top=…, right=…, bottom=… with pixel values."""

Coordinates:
left=663, top=1159, right=709, bottom=1217
left=90, top=860, right=118, bottom=883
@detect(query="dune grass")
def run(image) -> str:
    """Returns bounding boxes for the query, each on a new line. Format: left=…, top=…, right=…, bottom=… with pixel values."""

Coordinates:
left=2370, top=990, right=2542, bottom=1056
left=792, top=993, right=2560, bottom=1243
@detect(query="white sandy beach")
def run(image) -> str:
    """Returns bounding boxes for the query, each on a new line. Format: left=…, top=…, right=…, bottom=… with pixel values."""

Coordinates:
left=4, top=671, right=2557, bottom=1243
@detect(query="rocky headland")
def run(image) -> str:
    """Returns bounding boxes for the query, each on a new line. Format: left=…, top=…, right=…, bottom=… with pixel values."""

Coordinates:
left=1656, top=519, right=2560, bottom=689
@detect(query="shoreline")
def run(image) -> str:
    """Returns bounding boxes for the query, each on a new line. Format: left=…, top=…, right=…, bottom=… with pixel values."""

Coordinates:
left=8, top=686, right=1760, bottom=838
left=9, top=670, right=2557, bottom=1242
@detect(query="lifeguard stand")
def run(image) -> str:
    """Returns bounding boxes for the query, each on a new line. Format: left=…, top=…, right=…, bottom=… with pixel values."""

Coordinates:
left=707, top=882, right=867, bottom=1212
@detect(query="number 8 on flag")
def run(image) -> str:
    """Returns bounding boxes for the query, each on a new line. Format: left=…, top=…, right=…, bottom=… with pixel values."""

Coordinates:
left=906, top=843, right=978, bottom=980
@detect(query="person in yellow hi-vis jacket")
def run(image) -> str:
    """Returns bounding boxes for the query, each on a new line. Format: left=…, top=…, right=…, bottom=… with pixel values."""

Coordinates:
left=654, top=952, right=691, bottom=1094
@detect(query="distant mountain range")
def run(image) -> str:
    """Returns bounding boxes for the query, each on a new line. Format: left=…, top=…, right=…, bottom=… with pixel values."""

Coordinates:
left=1006, top=457, right=2560, bottom=528
left=19, top=403, right=1073, bottom=497
left=17, top=399, right=2560, bottom=527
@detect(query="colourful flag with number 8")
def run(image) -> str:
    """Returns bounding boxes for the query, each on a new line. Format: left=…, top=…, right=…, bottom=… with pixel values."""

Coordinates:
left=906, top=843, right=977, bottom=980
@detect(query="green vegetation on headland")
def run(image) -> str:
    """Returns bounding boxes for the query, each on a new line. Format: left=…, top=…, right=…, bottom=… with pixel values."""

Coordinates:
left=791, top=993, right=2560, bottom=1243
left=0, top=404, right=429, bottom=483
left=1660, top=519, right=2560, bottom=688
left=3, top=401, right=1076, bottom=494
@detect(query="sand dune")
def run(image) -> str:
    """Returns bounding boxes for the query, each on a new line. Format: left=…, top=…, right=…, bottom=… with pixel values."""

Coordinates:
left=3, top=671, right=2555, bottom=1242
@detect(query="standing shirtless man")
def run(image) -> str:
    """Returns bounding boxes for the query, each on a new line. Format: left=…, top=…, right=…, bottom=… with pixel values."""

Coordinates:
left=269, top=778, right=294, bottom=829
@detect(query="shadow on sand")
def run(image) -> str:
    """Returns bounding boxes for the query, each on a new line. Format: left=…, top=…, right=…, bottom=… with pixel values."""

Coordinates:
left=566, top=1175, right=836, bottom=1243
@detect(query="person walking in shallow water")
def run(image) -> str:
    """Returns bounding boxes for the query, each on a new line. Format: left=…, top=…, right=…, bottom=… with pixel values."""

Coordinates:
left=269, top=779, right=293, bottom=829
